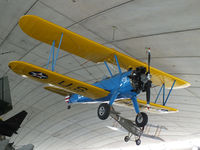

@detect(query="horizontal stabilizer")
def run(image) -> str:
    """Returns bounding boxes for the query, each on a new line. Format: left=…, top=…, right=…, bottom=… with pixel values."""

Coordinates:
left=0, top=111, right=27, bottom=137
left=4, top=111, right=27, bottom=130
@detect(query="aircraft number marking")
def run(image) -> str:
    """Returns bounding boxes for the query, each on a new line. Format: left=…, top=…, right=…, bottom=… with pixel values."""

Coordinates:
left=58, top=81, right=88, bottom=93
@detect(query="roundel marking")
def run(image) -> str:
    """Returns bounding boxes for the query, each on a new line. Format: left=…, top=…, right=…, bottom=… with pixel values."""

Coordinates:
left=29, top=71, right=48, bottom=79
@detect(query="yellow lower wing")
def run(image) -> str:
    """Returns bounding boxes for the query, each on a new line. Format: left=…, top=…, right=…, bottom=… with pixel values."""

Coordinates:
left=9, top=61, right=110, bottom=99
left=115, top=99, right=178, bottom=113
left=18, top=15, right=190, bottom=89
left=44, top=86, right=72, bottom=96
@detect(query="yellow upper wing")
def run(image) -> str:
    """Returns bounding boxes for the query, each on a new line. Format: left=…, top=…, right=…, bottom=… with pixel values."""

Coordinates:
left=19, top=15, right=190, bottom=89
left=9, top=61, right=110, bottom=99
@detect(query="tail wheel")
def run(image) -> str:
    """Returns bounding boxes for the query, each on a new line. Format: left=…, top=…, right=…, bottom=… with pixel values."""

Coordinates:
left=97, top=103, right=110, bottom=120
left=135, top=112, right=148, bottom=127
left=135, top=139, right=141, bottom=145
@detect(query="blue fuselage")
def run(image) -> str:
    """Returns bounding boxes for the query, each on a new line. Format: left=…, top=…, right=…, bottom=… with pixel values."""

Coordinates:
left=69, top=70, right=139, bottom=104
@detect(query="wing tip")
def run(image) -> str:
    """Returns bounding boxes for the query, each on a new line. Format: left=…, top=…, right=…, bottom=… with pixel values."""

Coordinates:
left=174, top=82, right=191, bottom=89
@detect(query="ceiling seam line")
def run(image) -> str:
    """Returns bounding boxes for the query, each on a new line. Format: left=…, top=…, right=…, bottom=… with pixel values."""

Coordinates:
left=18, top=107, right=93, bottom=147
left=39, top=0, right=135, bottom=29
left=4, top=42, right=41, bottom=77
left=38, top=1, right=75, bottom=23
left=70, top=55, right=99, bottom=81
left=0, top=0, right=39, bottom=50
left=23, top=0, right=40, bottom=15
left=103, top=27, right=200, bottom=44
left=75, top=24, right=137, bottom=59
left=138, top=56, right=200, bottom=59
left=168, top=72, right=200, bottom=76
left=12, top=84, right=44, bottom=107
left=185, top=88, right=200, bottom=100
left=67, top=0, right=135, bottom=28
left=14, top=100, right=67, bottom=145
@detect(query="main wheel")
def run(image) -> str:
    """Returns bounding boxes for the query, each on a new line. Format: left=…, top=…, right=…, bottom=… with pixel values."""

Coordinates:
left=124, top=136, right=130, bottom=142
left=97, top=103, right=110, bottom=120
left=135, top=139, right=141, bottom=145
left=135, top=112, right=148, bottom=127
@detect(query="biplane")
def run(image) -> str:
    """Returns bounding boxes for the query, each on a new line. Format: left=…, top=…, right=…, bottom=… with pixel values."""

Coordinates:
left=108, top=107, right=166, bottom=145
left=9, top=15, right=190, bottom=128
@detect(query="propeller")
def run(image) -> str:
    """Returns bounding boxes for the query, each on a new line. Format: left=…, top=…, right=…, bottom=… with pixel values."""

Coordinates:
left=145, top=48, right=152, bottom=107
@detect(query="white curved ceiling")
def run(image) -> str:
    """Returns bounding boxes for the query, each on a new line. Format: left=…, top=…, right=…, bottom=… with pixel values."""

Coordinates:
left=1, top=0, right=200, bottom=149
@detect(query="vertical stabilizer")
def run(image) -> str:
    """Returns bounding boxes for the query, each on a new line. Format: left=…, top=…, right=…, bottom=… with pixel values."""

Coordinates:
left=0, top=111, right=27, bottom=137
left=4, top=111, right=27, bottom=132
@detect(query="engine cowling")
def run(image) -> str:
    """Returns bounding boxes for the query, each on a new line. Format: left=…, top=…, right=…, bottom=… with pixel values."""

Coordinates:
left=129, top=67, right=150, bottom=94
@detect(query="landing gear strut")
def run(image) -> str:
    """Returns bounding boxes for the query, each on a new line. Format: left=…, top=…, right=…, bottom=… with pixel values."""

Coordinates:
left=135, top=112, right=148, bottom=127
left=67, top=105, right=71, bottom=109
left=97, top=103, right=110, bottom=120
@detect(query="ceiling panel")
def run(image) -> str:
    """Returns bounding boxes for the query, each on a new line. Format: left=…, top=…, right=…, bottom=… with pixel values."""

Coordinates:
left=6, top=25, right=40, bottom=51
left=28, top=1, right=74, bottom=27
left=0, top=0, right=36, bottom=39
left=81, top=0, right=200, bottom=41
left=69, top=24, right=105, bottom=43
left=0, top=41, right=26, bottom=76
left=40, top=0, right=131, bottom=21
left=21, top=52, right=49, bottom=66
left=113, top=30, right=200, bottom=59
left=175, top=74, right=200, bottom=88
left=149, top=57, right=200, bottom=74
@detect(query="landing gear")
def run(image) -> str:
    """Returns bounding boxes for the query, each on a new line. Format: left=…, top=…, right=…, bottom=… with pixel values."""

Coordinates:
left=135, top=112, right=148, bottom=127
left=124, top=136, right=130, bottom=142
left=97, top=103, right=110, bottom=120
left=124, top=134, right=141, bottom=146
left=135, top=139, right=141, bottom=145
left=67, top=105, right=71, bottom=109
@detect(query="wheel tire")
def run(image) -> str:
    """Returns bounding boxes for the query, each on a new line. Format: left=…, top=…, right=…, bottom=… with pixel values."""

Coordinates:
left=135, top=139, right=141, bottom=145
left=135, top=112, right=148, bottom=127
left=124, top=136, right=130, bottom=142
left=67, top=105, right=71, bottom=109
left=97, top=103, right=110, bottom=120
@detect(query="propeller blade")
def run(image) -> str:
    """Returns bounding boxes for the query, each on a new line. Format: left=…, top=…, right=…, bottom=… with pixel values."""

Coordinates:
left=146, top=48, right=151, bottom=105
left=147, top=48, right=151, bottom=74
left=146, top=81, right=151, bottom=105
left=145, top=47, right=151, bottom=74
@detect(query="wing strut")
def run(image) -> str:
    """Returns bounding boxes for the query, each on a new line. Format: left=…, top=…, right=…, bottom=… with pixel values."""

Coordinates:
left=104, top=61, right=113, bottom=77
left=114, top=55, right=122, bottom=75
left=154, top=80, right=176, bottom=106
left=46, top=33, right=63, bottom=71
